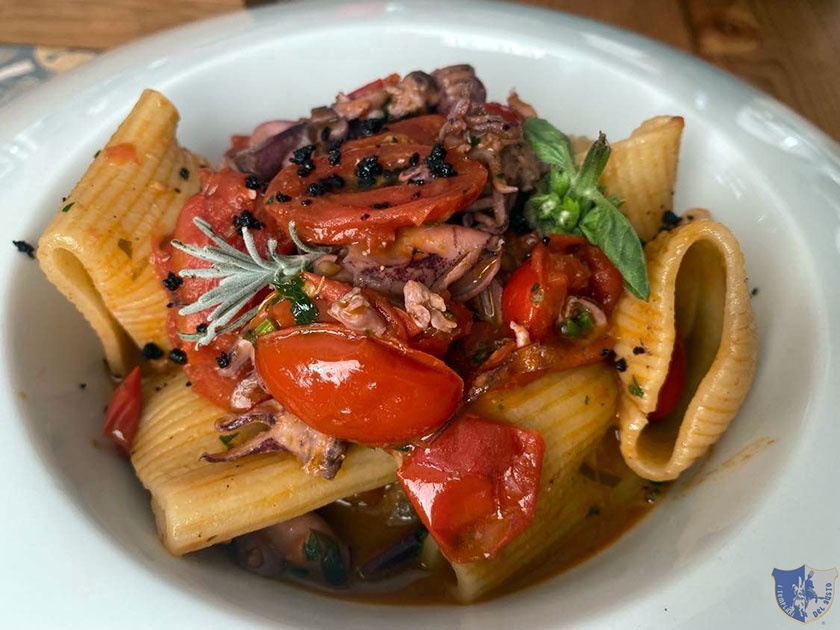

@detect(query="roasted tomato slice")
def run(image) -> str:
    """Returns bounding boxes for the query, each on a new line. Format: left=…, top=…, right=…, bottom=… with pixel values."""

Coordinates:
left=103, top=366, right=142, bottom=453
left=397, top=414, right=545, bottom=563
left=254, top=324, right=464, bottom=445
left=264, top=143, right=487, bottom=249
left=155, top=168, right=290, bottom=410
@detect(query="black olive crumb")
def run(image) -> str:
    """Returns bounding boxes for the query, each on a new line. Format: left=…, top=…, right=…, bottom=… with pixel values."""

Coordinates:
left=632, top=346, right=646, bottom=355
left=244, top=175, right=260, bottom=190
left=179, top=167, right=190, bottom=180
left=751, top=287, right=759, bottom=296
left=371, top=201, right=391, bottom=209
left=12, top=240, right=36, bottom=259
left=232, top=210, right=264, bottom=232
left=276, top=192, right=292, bottom=203
left=168, top=348, right=188, bottom=365
left=162, top=272, right=183, bottom=291
left=141, top=342, right=164, bottom=360
left=300, top=199, right=312, bottom=207
left=216, top=352, right=231, bottom=369
left=615, top=357, right=627, bottom=372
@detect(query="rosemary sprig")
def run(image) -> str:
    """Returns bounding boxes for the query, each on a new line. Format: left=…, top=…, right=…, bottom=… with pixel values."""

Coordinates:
left=171, top=217, right=328, bottom=347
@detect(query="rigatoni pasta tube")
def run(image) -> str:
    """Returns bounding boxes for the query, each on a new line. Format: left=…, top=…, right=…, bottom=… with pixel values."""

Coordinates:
left=600, top=116, right=684, bottom=243
left=612, top=217, right=757, bottom=481
left=132, top=370, right=397, bottom=555
left=38, top=89, right=207, bottom=376
left=453, top=363, right=620, bottom=602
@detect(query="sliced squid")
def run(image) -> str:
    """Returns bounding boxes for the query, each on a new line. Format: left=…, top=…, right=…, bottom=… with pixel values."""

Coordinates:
left=612, top=216, right=757, bottom=481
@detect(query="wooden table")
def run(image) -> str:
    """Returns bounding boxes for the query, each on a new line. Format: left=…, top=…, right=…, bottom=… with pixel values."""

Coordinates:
left=1, top=0, right=838, bottom=142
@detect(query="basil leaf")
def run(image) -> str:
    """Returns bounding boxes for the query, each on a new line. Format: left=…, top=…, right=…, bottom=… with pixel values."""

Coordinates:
left=580, top=198, right=650, bottom=300
left=523, top=117, right=576, bottom=173
left=575, top=132, right=610, bottom=194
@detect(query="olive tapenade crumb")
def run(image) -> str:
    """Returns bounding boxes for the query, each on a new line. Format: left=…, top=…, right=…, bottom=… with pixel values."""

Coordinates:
left=216, top=351, right=231, bottom=369
left=244, top=175, right=260, bottom=190
left=355, top=154, right=384, bottom=188
left=425, top=143, right=457, bottom=178
left=179, top=167, right=190, bottom=180
left=12, top=240, right=36, bottom=259
left=614, top=357, right=628, bottom=372
left=142, top=342, right=165, bottom=360
left=168, top=348, right=188, bottom=365
left=162, top=271, right=183, bottom=291
left=232, top=210, right=264, bottom=232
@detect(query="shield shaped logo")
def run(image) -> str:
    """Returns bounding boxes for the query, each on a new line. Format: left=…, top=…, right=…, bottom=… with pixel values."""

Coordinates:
left=772, top=565, right=837, bottom=623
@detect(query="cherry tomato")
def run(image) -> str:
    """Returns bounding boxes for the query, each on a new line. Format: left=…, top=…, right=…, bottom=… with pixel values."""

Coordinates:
left=502, top=242, right=587, bottom=342
left=577, top=241, right=623, bottom=315
left=102, top=366, right=142, bottom=453
left=254, top=324, right=463, bottom=445
left=264, top=143, right=487, bottom=249
left=346, top=73, right=400, bottom=99
left=649, top=336, right=687, bottom=422
left=397, top=414, right=544, bottom=563
left=381, top=115, right=446, bottom=145
left=155, top=168, right=289, bottom=410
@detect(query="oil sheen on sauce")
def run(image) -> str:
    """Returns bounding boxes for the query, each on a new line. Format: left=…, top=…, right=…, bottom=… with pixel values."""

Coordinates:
left=259, top=428, right=664, bottom=604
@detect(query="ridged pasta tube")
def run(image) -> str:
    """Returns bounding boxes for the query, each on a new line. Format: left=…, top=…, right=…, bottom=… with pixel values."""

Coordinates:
left=600, top=116, right=684, bottom=243
left=38, top=90, right=207, bottom=376
left=452, top=363, right=620, bottom=602
left=612, top=217, right=757, bottom=481
left=131, top=370, right=398, bottom=555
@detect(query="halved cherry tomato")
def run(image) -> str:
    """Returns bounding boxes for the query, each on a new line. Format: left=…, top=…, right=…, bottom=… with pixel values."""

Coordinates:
left=155, top=168, right=290, bottom=410
left=254, top=324, right=463, bottom=445
left=346, top=73, right=400, bottom=99
left=502, top=241, right=587, bottom=342
left=397, top=414, right=544, bottom=563
left=649, top=336, right=687, bottom=422
left=264, top=143, right=487, bottom=249
left=102, top=366, right=142, bottom=453
left=381, top=115, right=446, bottom=145
left=502, top=236, right=623, bottom=343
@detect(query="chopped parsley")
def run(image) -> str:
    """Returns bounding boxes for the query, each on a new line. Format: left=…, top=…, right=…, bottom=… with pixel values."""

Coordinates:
left=629, top=376, right=644, bottom=397
left=219, top=432, right=239, bottom=450
left=274, top=274, right=319, bottom=325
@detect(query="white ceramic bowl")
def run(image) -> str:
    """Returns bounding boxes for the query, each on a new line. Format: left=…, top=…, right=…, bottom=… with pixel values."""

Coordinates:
left=2, top=1, right=838, bottom=627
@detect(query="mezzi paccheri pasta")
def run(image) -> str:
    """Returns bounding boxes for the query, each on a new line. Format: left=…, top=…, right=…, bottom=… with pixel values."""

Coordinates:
left=38, top=67, right=756, bottom=603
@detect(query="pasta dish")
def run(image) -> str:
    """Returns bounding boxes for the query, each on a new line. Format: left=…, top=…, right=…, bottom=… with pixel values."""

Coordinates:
left=36, top=65, right=757, bottom=603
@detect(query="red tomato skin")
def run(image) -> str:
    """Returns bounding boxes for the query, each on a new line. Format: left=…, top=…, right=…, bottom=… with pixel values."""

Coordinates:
left=254, top=324, right=464, bottom=445
left=397, top=414, right=545, bottom=563
left=155, top=169, right=289, bottom=410
left=264, top=143, right=487, bottom=249
left=501, top=244, right=573, bottom=342
left=649, top=337, right=687, bottom=422
left=102, top=366, right=142, bottom=453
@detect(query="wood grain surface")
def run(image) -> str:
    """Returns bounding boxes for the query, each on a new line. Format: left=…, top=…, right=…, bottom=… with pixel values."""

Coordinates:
left=0, top=0, right=838, bottom=141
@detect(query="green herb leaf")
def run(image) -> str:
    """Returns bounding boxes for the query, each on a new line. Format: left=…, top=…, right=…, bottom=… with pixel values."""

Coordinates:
left=523, top=117, right=650, bottom=301
left=61, top=202, right=75, bottom=213
left=219, top=432, right=239, bottom=449
left=523, top=117, right=576, bottom=172
left=628, top=376, right=644, bottom=398
left=274, top=274, right=319, bottom=325
left=302, top=530, right=348, bottom=587
left=580, top=198, right=649, bottom=300
left=171, top=218, right=328, bottom=347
